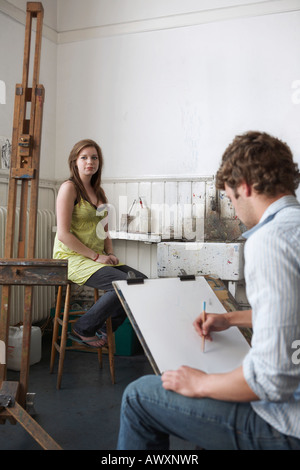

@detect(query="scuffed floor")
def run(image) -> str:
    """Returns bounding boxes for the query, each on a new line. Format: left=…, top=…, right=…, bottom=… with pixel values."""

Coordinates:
left=0, top=333, right=195, bottom=451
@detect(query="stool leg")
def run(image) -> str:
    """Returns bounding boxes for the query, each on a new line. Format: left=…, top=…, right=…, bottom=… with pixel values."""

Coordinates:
left=57, top=283, right=71, bottom=390
left=93, top=289, right=114, bottom=381
left=97, top=347, right=103, bottom=369
left=50, top=285, right=63, bottom=374
left=93, top=288, right=103, bottom=368
left=106, top=317, right=115, bottom=384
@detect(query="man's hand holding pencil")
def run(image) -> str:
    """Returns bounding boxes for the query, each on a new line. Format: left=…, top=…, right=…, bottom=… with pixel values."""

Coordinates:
left=193, top=310, right=231, bottom=343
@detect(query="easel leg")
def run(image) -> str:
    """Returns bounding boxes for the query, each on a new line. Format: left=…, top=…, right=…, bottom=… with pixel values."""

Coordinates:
left=56, top=284, right=71, bottom=390
left=0, top=285, right=10, bottom=385
left=19, top=285, right=33, bottom=408
left=8, top=401, right=63, bottom=450
left=50, top=285, right=63, bottom=373
left=0, top=381, right=62, bottom=450
left=0, top=2, right=63, bottom=451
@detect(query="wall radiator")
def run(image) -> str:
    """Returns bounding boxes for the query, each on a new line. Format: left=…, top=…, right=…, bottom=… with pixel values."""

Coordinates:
left=0, top=206, right=56, bottom=326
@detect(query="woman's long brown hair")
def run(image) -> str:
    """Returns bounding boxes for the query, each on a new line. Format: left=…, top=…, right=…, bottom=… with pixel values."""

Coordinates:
left=68, top=139, right=107, bottom=205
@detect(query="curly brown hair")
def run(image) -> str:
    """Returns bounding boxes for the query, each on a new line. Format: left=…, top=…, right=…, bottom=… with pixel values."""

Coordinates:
left=216, top=131, right=300, bottom=197
left=68, top=138, right=107, bottom=205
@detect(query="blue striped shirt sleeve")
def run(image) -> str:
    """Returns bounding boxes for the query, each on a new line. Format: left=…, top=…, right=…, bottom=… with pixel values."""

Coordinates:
left=242, top=203, right=300, bottom=437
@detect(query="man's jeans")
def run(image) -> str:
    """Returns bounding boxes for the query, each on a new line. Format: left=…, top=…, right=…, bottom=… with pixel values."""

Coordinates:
left=117, top=375, right=300, bottom=450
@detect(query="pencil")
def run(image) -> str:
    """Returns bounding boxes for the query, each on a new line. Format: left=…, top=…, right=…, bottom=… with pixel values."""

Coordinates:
left=202, top=301, right=206, bottom=352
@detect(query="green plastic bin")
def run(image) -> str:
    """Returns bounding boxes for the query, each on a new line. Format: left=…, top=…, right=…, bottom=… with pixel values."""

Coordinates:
left=115, top=318, right=142, bottom=356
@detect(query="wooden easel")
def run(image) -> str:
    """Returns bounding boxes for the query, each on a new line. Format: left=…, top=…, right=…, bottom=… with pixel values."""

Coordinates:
left=0, top=2, right=65, bottom=450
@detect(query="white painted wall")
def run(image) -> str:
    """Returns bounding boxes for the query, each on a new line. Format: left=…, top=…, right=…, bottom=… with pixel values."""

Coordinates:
left=55, top=2, right=300, bottom=203
left=57, top=0, right=269, bottom=31
left=0, top=1, right=300, bottom=199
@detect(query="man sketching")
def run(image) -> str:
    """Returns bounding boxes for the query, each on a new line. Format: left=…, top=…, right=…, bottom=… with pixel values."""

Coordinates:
left=117, top=131, right=300, bottom=450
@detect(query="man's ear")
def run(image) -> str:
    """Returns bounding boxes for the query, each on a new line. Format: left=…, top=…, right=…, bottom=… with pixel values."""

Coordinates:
left=240, top=181, right=252, bottom=197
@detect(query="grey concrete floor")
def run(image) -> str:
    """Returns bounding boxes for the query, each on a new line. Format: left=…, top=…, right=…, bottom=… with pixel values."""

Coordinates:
left=0, top=333, right=196, bottom=451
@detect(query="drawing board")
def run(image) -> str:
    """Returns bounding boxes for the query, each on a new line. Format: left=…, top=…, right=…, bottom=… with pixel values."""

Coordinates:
left=113, top=276, right=250, bottom=375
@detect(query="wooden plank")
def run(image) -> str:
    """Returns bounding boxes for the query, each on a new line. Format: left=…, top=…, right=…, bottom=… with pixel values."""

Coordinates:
left=27, top=2, right=44, bottom=15
left=0, top=380, right=19, bottom=399
left=0, top=285, right=11, bottom=384
left=4, top=179, right=17, bottom=257
left=0, top=259, right=68, bottom=286
left=29, top=14, right=43, bottom=138
left=1, top=397, right=62, bottom=450
left=0, top=259, right=68, bottom=267
left=18, top=285, right=34, bottom=408
left=18, top=181, right=29, bottom=258
left=11, top=168, right=35, bottom=179
left=27, top=84, right=45, bottom=258
left=205, top=276, right=252, bottom=345
left=0, top=381, right=19, bottom=424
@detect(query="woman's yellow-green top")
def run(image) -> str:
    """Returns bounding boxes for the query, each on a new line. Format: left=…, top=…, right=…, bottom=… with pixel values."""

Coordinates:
left=53, top=198, right=118, bottom=285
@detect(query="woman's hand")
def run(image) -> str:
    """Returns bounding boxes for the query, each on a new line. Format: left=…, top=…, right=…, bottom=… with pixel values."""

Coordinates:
left=107, top=253, right=119, bottom=265
left=94, top=254, right=119, bottom=265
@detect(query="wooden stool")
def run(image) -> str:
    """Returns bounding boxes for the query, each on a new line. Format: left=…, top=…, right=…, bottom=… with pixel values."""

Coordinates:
left=50, top=283, right=115, bottom=389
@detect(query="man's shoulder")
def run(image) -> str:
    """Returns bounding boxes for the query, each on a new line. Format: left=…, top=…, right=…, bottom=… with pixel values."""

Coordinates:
left=246, top=206, right=300, bottom=254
